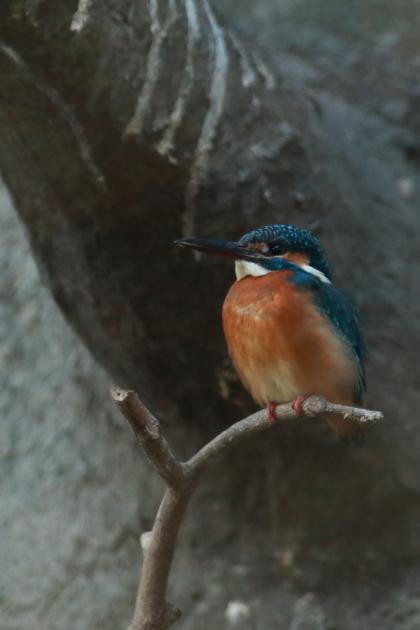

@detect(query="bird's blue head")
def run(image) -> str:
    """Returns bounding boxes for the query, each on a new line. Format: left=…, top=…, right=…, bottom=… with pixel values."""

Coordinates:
left=238, top=225, right=331, bottom=280
left=176, top=224, right=331, bottom=283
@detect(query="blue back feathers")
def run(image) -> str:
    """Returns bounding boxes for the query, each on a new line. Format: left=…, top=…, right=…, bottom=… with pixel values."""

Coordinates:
left=314, top=282, right=366, bottom=402
left=259, top=256, right=366, bottom=402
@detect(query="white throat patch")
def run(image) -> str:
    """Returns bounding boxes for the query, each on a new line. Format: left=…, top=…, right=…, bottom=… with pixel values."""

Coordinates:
left=235, top=260, right=269, bottom=280
left=234, top=260, right=331, bottom=284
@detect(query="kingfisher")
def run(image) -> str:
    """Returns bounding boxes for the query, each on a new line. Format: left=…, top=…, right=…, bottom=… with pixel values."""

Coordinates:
left=176, top=225, right=366, bottom=448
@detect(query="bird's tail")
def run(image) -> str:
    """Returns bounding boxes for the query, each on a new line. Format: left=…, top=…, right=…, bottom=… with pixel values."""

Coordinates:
left=327, top=415, right=365, bottom=448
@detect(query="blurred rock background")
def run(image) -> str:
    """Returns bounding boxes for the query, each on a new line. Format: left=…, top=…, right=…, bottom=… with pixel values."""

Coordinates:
left=2, top=0, right=420, bottom=628
left=0, top=180, right=164, bottom=629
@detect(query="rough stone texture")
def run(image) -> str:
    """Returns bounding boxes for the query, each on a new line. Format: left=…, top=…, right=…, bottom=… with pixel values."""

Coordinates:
left=2, top=0, right=420, bottom=629
left=0, top=181, right=165, bottom=629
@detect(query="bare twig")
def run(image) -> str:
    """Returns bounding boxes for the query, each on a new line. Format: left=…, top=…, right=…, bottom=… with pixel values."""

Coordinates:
left=111, top=389, right=192, bottom=492
left=111, top=390, right=383, bottom=630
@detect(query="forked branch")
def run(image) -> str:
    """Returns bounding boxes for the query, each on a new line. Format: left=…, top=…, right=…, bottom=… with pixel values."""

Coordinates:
left=111, top=389, right=383, bottom=630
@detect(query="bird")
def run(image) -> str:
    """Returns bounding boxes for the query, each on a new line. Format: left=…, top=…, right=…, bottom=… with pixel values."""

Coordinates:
left=176, top=224, right=366, bottom=448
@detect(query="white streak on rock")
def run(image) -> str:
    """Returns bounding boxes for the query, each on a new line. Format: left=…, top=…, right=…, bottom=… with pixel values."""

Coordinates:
left=70, top=0, right=92, bottom=32
left=156, top=0, right=200, bottom=156
left=253, top=52, right=276, bottom=90
left=124, top=0, right=178, bottom=138
left=228, top=30, right=257, bottom=88
left=0, top=43, right=22, bottom=66
left=182, top=0, right=228, bottom=237
left=0, top=42, right=106, bottom=191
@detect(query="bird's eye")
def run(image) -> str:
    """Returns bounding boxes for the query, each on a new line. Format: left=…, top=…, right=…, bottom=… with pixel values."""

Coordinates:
left=269, top=243, right=286, bottom=256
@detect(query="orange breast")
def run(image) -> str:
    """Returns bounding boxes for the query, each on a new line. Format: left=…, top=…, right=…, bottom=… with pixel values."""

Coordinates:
left=222, top=271, right=357, bottom=408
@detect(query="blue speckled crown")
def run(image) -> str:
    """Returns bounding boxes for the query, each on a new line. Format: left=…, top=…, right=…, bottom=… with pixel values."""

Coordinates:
left=239, top=225, right=331, bottom=280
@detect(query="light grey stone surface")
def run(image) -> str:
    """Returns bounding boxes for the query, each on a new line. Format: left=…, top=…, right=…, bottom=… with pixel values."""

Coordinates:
left=0, top=180, right=164, bottom=629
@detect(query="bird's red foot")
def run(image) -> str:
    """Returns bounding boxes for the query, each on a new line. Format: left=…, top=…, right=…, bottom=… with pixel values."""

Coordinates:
left=292, top=395, right=312, bottom=417
left=267, top=402, right=278, bottom=423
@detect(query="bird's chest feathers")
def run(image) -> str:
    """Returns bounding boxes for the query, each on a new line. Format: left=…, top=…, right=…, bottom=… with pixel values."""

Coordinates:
left=224, top=273, right=296, bottom=335
left=222, top=272, right=354, bottom=406
left=222, top=273, right=301, bottom=394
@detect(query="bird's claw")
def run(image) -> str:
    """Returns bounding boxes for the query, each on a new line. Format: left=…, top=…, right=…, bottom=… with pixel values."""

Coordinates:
left=267, top=402, right=278, bottom=423
left=292, top=395, right=312, bottom=417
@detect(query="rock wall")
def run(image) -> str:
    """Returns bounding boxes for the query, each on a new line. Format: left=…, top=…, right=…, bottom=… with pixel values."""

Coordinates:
left=0, top=180, right=164, bottom=629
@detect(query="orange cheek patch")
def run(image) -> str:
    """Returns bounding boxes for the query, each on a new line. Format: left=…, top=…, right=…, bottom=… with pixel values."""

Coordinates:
left=282, top=252, right=309, bottom=266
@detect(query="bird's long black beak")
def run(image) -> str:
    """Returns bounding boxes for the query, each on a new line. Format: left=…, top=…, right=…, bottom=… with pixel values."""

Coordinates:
left=175, top=238, right=262, bottom=262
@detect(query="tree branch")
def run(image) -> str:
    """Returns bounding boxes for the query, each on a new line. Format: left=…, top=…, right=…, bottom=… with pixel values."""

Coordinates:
left=111, top=389, right=193, bottom=493
left=112, top=390, right=383, bottom=630
left=188, top=395, right=381, bottom=475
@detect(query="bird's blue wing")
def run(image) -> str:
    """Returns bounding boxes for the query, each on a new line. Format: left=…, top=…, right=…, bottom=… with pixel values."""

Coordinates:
left=288, top=267, right=366, bottom=403
left=314, top=282, right=366, bottom=403
left=268, top=258, right=366, bottom=403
